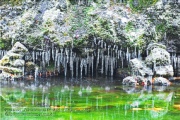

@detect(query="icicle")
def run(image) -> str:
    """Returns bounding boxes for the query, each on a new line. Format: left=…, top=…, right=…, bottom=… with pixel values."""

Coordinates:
left=94, top=37, right=96, bottom=45
left=101, top=40, right=103, bottom=48
left=48, top=50, right=51, bottom=66
left=96, top=49, right=100, bottom=70
left=92, top=40, right=94, bottom=48
left=84, top=59, right=87, bottom=76
left=34, top=67, right=38, bottom=81
left=87, top=49, right=90, bottom=75
left=32, top=51, right=35, bottom=62
left=121, top=54, right=124, bottom=68
left=115, top=46, right=118, bottom=58
left=105, top=56, right=109, bottom=76
left=120, top=50, right=122, bottom=58
left=45, top=51, right=48, bottom=65
left=57, top=53, right=61, bottom=72
left=128, top=52, right=131, bottom=62
left=111, top=57, right=114, bottom=76
left=126, top=47, right=129, bottom=62
left=101, top=51, right=104, bottom=74
left=174, top=54, right=177, bottom=69
left=42, top=51, right=45, bottom=68
left=70, top=49, right=74, bottom=77
left=52, top=43, right=54, bottom=61
left=164, top=32, right=166, bottom=41
left=134, top=46, right=137, bottom=58
left=35, top=52, right=38, bottom=61
left=117, top=50, right=120, bottom=59
left=80, top=59, right=84, bottom=77
left=65, top=48, right=69, bottom=63
left=108, top=45, right=111, bottom=56
left=55, top=48, right=59, bottom=68
left=64, top=56, right=67, bottom=77
left=92, top=55, right=94, bottom=77
left=76, top=57, right=79, bottom=77
left=98, top=40, right=101, bottom=46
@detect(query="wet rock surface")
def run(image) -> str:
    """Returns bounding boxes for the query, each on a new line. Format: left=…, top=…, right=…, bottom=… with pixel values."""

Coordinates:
left=0, top=42, right=29, bottom=79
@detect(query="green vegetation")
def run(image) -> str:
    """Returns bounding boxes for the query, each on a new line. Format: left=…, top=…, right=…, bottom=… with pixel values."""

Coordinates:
left=156, top=23, right=166, bottom=33
left=129, top=0, right=158, bottom=12
left=1, top=0, right=23, bottom=5
left=26, top=36, right=43, bottom=46
left=125, top=22, right=134, bottom=32
left=0, top=38, right=11, bottom=50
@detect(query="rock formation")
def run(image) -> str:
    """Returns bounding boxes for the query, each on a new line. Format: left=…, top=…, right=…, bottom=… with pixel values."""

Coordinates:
left=0, top=42, right=28, bottom=80
left=123, top=43, right=174, bottom=86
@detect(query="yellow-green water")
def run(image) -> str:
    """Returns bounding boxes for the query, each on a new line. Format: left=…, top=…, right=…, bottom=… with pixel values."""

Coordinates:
left=0, top=77, right=180, bottom=120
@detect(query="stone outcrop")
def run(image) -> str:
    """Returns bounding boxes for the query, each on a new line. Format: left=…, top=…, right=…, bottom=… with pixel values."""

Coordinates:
left=0, top=42, right=28, bottom=79
left=123, top=43, right=174, bottom=86
left=145, top=43, right=173, bottom=76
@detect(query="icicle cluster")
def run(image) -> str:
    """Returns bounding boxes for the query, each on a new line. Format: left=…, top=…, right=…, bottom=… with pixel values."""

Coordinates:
left=24, top=39, right=143, bottom=77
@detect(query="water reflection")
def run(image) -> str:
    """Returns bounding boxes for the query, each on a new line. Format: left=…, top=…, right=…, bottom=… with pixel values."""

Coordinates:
left=0, top=78, right=179, bottom=120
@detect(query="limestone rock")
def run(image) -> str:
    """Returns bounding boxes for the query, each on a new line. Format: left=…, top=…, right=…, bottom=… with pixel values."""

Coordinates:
left=145, top=47, right=171, bottom=66
left=122, top=76, right=136, bottom=86
left=155, top=65, right=174, bottom=76
left=0, top=42, right=28, bottom=78
left=11, top=42, right=28, bottom=55
left=130, top=58, right=153, bottom=76
left=12, top=59, right=25, bottom=67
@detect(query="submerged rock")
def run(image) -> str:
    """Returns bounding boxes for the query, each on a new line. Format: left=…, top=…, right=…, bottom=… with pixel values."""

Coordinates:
left=122, top=76, right=136, bottom=86
left=155, top=65, right=174, bottom=76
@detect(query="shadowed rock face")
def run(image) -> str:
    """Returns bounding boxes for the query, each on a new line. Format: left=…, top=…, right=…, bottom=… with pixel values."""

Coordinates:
left=0, top=42, right=28, bottom=79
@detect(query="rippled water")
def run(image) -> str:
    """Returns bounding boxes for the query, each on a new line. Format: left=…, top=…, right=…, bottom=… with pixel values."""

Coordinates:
left=0, top=77, right=180, bottom=120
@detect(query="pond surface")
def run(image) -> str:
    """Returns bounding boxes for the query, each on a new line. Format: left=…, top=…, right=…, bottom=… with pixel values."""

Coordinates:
left=0, top=77, right=180, bottom=120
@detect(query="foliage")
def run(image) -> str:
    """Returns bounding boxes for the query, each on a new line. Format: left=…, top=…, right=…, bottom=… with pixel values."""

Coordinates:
left=129, top=0, right=158, bottom=12
left=125, top=22, right=134, bottom=32
left=155, top=23, right=166, bottom=33
left=26, top=36, right=43, bottom=46
left=1, top=0, right=23, bottom=5
left=0, top=38, right=11, bottom=50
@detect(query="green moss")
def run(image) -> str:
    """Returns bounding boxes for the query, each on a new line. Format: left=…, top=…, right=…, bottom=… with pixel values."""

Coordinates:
left=1, top=0, right=23, bottom=5
left=156, top=23, right=166, bottom=33
left=26, top=36, right=43, bottom=46
left=125, top=22, right=134, bottom=32
left=129, top=0, right=158, bottom=12
left=0, top=38, right=11, bottom=50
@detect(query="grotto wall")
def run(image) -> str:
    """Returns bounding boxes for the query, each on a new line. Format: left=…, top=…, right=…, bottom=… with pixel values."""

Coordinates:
left=0, top=0, right=179, bottom=77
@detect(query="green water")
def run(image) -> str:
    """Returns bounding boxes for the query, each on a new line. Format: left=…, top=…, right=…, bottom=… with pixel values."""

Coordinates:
left=0, top=77, right=180, bottom=120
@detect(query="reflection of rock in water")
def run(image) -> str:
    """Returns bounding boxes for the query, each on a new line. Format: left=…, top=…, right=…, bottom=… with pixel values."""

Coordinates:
left=122, top=85, right=140, bottom=94
left=154, top=85, right=168, bottom=91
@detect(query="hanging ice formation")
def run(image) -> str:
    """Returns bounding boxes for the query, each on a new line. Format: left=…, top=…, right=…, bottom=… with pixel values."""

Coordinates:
left=24, top=38, right=140, bottom=77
